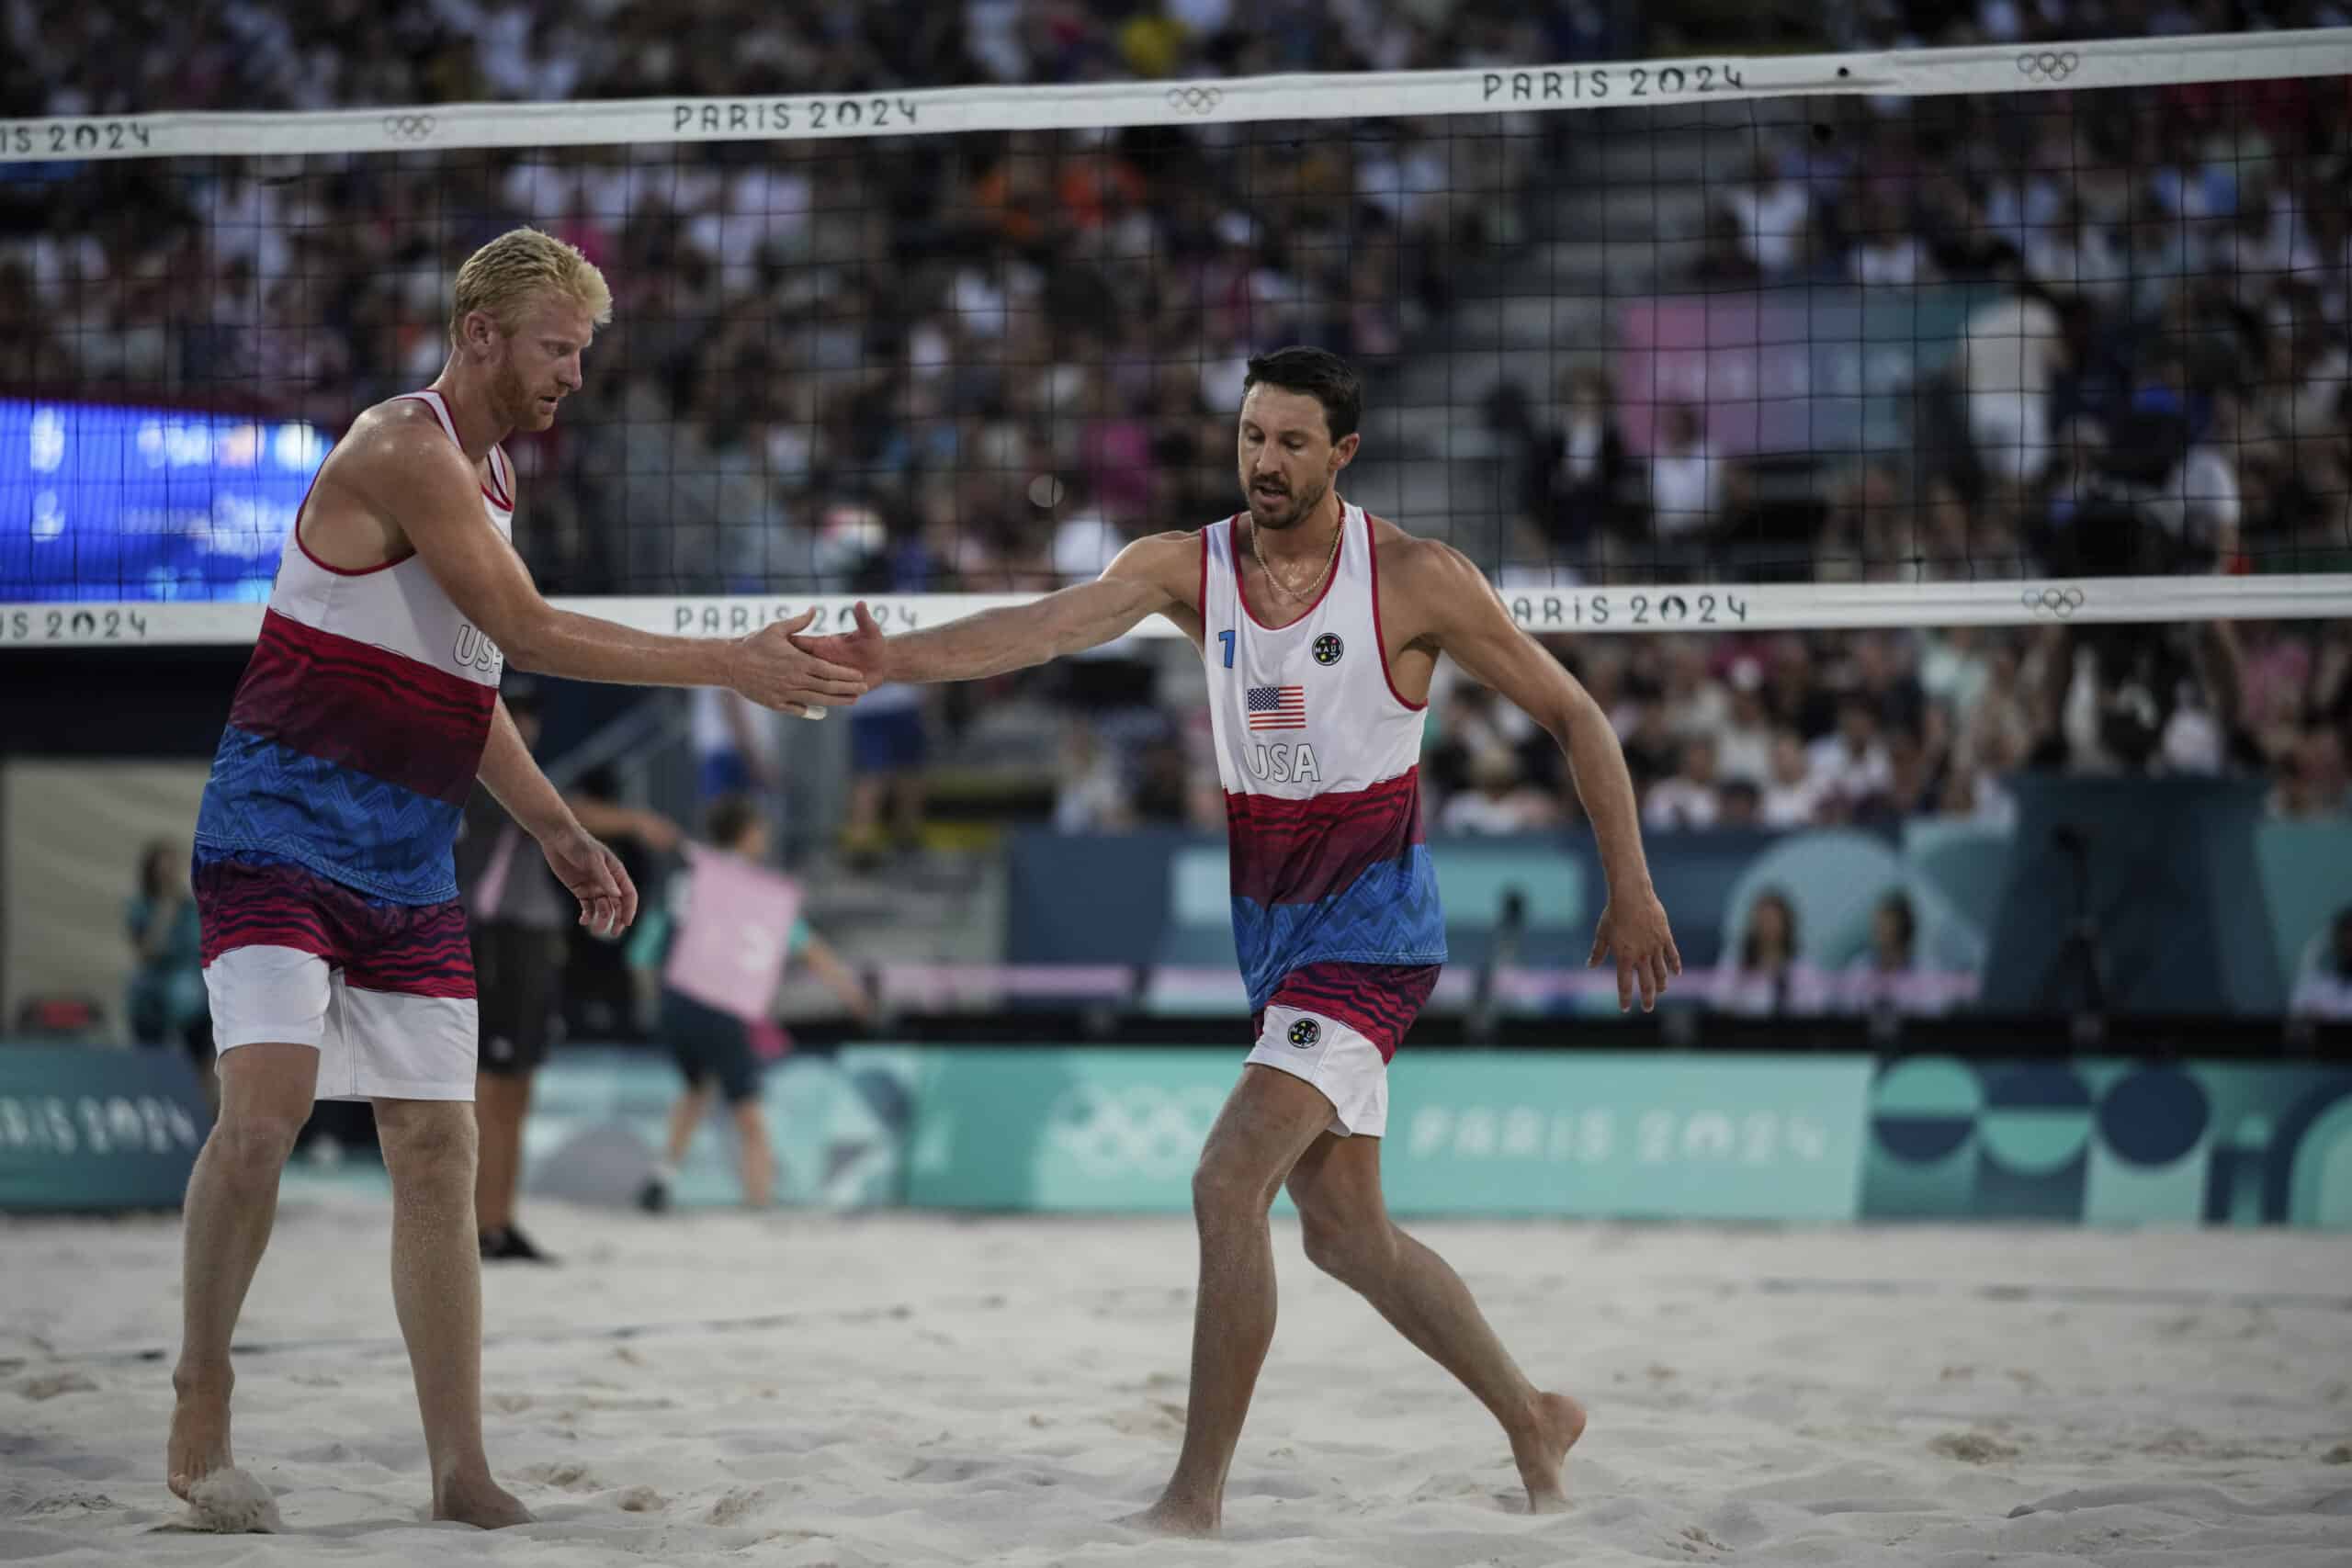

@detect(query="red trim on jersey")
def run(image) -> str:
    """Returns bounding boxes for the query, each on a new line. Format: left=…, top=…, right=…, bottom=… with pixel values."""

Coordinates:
left=291, top=466, right=412, bottom=578
left=1232, top=509, right=1343, bottom=631
left=482, top=445, right=514, bottom=512
left=1197, top=524, right=1211, bottom=634
left=1366, top=514, right=1427, bottom=712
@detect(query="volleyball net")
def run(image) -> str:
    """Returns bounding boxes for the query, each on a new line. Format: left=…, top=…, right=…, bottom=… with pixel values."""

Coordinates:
left=2, top=28, right=2349, bottom=646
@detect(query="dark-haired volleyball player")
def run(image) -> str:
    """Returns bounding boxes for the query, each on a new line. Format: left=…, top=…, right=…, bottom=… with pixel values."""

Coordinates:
left=800, top=345, right=1680, bottom=1535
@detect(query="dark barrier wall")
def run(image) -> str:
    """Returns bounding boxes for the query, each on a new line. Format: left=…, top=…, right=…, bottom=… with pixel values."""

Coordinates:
left=1980, top=777, right=2284, bottom=1017
left=1013, top=810, right=2352, bottom=1018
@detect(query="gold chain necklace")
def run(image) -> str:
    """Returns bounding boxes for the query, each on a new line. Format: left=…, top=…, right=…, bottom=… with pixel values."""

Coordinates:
left=1250, top=509, right=1344, bottom=606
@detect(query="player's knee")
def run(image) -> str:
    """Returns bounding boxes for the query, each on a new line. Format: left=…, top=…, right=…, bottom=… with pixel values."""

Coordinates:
left=375, top=1105, right=477, bottom=1176
left=210, top=1111, right=303, bottom=1179
left=1300, top=1213, right=1390, bottom=1288
left=1190, top=1153, right=1270, bottom=1221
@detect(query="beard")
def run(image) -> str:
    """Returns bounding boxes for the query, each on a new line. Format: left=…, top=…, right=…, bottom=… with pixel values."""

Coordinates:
left=1246, top=475, right=1327, bottom=531
left=491, top=355, right=556, bottom=432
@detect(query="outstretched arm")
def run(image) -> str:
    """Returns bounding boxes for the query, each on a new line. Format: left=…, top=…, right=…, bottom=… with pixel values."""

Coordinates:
left=1405, top=540, right=1681, bottom=1011
left=803, top=532, right=1201, bottom=684
left=347, top=417, right=867, bottom=715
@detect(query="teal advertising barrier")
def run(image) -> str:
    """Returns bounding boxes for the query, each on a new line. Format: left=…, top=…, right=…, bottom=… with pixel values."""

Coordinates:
left=522, top=1046, right=919, bottom=1210
left=904, top=1049, right=1874, bottom=1221
left=0, top=1044, right=210, bottom=1211
left=1863, top=1056, right=2352, bottom=1227
left=511, top=1046, right=2352, bottom=1229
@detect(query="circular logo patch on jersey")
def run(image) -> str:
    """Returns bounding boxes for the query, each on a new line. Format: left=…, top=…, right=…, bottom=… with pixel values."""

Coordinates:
left=1312, top=633, right=1344, bottom=666
left=1287, top=1018, right=1322, bottom=1048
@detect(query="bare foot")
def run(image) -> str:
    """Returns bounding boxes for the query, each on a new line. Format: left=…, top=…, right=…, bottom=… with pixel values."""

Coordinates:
left=434, top=1472, right=534, bottom=1529
left=1116, top=1496, right=1219, bottom=1538
left=166, top=1374, right=233, bottom=1502
left=1512, top=1390, right=1587, bottom=1515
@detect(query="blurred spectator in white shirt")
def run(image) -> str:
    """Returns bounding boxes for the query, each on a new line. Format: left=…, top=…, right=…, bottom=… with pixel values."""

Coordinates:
left=1644, top=736, right=1724, bottom=831
left=1713, top=888, right=1831, bottom=1016
left=1759, top=731, right=1824, bottom=829
left=1440, top=748, right=1562, bottom=835
left=1808, top=695, right=1895, bottom=812
left=1838, top=891, right=1956, bottom=1018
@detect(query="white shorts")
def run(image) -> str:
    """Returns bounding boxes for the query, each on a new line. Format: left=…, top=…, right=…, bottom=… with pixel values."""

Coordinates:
left=1245, top=1005, right=1389, bottom=1138
left=205, top=945, right=479, bottom=1102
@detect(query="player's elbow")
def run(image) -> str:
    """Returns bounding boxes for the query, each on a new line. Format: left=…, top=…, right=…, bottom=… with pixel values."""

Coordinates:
left=481, top=600, right=559, bottom=672
left=1548, top=681, right=1606, bottom=751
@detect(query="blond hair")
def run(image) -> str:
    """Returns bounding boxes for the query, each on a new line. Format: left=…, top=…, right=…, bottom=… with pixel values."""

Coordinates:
left=448, top=227, right=611, bottom=344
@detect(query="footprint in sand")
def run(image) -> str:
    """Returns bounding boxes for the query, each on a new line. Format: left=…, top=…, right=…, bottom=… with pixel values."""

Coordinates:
left=519, top=1461, right=599, bottom=1492
left=1929, top=1432, right=2022, bottom=1464
left=15, top=1371, right=96, bottom=1401
left=707, top=1486, right=772, bottom=1525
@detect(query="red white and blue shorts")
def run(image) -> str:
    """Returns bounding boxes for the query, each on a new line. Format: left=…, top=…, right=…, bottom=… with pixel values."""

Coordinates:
left=1246, top=961, right=1441, bottom=1139
left=195, top=852, right=479, bottom=1102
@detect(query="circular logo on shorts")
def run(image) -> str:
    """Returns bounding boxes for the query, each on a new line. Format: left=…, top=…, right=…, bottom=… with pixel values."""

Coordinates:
left=1287, top=1018, right=1321, bottom=1048
left=1312, top=633, right=1343, bottom=666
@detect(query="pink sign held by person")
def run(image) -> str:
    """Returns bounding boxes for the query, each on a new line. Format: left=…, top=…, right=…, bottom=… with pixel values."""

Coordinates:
left=662, top=844, right=803, bottom=1043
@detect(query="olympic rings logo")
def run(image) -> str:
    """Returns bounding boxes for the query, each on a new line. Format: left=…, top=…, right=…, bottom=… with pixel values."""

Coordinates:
left=2016, top=51, right=2080, bottom=82
left=1045, top=1085, right=1222, bottom=1179
left=382, top=114, right=437, bottom=141
left=1165, top=85, right=1224, bottom=116
left=2020, top=584, right=2086, bottom=618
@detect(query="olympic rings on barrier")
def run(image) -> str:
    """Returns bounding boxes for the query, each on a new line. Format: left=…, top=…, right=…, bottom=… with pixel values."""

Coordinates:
left=2020, top=584, right=2086, bottom=618
left=1046, top=1085, right=1223, bottom=1179
left=2017, top=51, right=2081, bottom=81
left=1164, top=86, right=1224, bottom=115
left=382, top=114, right=437, bottom=141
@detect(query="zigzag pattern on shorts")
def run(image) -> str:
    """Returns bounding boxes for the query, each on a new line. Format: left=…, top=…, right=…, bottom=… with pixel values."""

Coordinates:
left=195, top=852, right=475, bottom=1000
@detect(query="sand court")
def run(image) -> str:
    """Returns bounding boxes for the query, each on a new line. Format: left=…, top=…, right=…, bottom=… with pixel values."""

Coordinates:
left=6, top=1192, right=2349, bottom=1566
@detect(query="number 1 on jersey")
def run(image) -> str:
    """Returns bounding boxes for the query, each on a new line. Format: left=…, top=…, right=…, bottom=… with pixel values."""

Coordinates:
left=1218, top=629, right=1235, bottom=669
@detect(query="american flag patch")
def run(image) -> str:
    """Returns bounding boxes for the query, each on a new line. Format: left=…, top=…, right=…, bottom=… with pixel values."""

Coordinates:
left=1247, top=684, right=1306, bottom=730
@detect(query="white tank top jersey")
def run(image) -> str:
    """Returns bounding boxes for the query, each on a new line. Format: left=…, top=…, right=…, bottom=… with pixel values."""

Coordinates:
left=1198, top=503, right=1448, bottom=1010
left=193, top=389, right=515, bottom=904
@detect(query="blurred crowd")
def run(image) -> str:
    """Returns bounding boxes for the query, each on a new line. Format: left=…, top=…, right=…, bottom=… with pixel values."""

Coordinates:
left=1504, top=6, right=2350, bottom=583
left=1422, top=617, right=2352, bottom=836
left=1, top=0, right=2346, bottom=856
left=0, top=0, right=1620, bottom=597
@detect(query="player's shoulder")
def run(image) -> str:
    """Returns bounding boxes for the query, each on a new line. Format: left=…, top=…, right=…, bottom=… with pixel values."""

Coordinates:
left=1364, top=513, right=1484, bottom=592
left=338, top=396, right=449, bottom=459
left=334, top=397, right=469, bottom=487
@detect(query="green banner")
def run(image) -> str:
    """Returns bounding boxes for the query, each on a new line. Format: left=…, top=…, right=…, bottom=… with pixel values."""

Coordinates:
left=906, top=1048, right=1873, bottom=1220
left=0, top=1044, right=210, bottom=1211
left=1864, top=1056, right=2352, bottom=1226
left=523, top=1045, right=919, bottom=1209
left=523, top=1045, right=2352, bottom=1229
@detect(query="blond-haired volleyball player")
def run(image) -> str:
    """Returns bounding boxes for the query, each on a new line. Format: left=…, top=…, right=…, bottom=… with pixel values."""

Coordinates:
left=804, top=345, right=1679, bottom=1534
left=170, top=228, right=867, bottom=1527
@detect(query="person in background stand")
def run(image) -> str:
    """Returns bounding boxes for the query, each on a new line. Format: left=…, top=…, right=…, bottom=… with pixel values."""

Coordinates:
left=632, top=794, right=875, bottom=1212
left=128, top=840, right=213, bottom=1089
left=459, top=682, right=682, bottom=1262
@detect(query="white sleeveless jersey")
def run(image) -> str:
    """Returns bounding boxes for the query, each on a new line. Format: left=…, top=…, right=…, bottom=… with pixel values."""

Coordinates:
left=1199, top=504, right=1446, bottom=1010
left=194, top=389, right=515, bottom=904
